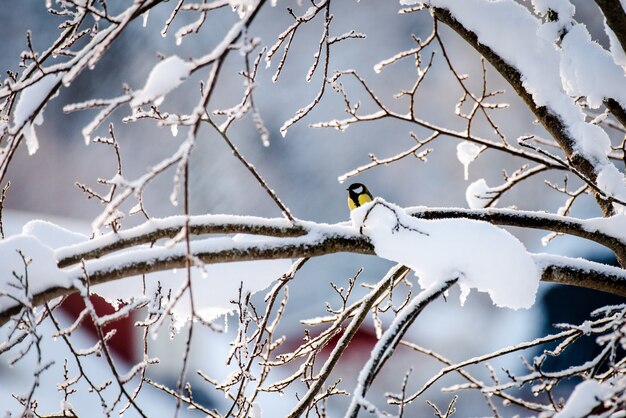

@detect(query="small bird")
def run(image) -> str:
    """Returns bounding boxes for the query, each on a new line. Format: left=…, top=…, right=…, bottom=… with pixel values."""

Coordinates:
left=347, top=182, right=374, bottom=211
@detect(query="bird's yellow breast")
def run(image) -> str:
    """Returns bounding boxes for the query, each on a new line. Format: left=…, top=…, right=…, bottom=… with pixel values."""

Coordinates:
left=348, top=193, right=372, bottom=211
left=358, top=193, right=372, bottom=206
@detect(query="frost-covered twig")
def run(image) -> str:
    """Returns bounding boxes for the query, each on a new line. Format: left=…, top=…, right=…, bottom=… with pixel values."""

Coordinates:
left=204, top=116, right=295, bottom=222
left=0, top=181, right=9, bottom=240
left=0, top=0, right=160, bottom=183
left=45, top=302, right=110, bottom=412
left=399, top=315, right=613, bottom=406
left=430, top=4, right=618, bottom=215
left=338, top=132, right=439, bottom=183
left=77, top=263, right=148, bottom=417
left=312, top=70, right=566, bottom=170
left=345, top=278, right=458, bottom=418
left=286, top=264, right=405, bottom=418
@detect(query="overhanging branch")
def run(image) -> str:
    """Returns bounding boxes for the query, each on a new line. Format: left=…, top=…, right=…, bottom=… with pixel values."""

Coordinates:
left=431, top=6, right=615, bottom=216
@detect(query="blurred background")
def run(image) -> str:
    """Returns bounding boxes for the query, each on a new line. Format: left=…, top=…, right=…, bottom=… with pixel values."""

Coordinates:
left=0, top=1, right=624, bottom=416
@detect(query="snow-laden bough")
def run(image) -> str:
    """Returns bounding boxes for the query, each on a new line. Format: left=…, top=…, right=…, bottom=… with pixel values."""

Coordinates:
left=351, top=199, right=540, bottom=309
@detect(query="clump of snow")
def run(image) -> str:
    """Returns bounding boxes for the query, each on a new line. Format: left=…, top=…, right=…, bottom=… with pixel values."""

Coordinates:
left=12, top=73, right=62, bottom=155
left=130, top=56, right=192, bottom=108
left=0, top=221, right=84, bottom=311
left=465, top=178, right=493, bottom=209
left=456, top=141, right=484, bottom=180
left=567, top=122, right=612, bottom=165
left=22, top=220, right=88, bottom=249
left=596, top=165, right=626, bottom=205
left=229, top=0, right=255, bottom=18
left=532, top=0, right=574, bottom=42
left=560, top=24, right=626, bottom=109
left=13, top=74, right=62, bottom=128
left=585, top=212, right=626, bottom=243
left=530, top=0, right=574, bottom=18
left=351, top=199, right=539, bottom=309
left=554, top=379, right=612, bottom=418
left=605, top=24, right=626, bottom=68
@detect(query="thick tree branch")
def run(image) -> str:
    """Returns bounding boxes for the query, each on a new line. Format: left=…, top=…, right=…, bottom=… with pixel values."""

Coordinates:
left=431, top=7, right=615, bottom=216
left=56, top=215, right=307, bottom=268
left=407, top=207, right=626, bottom=265
left=57, top=209, right=626, bottom=269
left=3, top=230, right=626, bottom=327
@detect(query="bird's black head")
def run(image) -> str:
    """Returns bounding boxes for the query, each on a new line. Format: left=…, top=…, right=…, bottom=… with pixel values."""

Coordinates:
left=347, top=183, right=367, bottom=194
left=347, top=183, right=371, bottom=202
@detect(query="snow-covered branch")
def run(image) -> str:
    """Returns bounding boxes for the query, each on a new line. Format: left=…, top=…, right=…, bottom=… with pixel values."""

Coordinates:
left=3, top=206, right=626, bottom=328
left=430, top=2, right=624, bottom=215
left=408, top=206, right=626, bottom=265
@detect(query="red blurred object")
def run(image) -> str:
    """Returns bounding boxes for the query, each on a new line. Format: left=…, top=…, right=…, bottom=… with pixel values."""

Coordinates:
left=61, top=293, right=137, bottom=363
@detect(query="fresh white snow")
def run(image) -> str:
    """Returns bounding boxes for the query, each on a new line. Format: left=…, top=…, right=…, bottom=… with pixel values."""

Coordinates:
left=11, top=72, right=62, bottom=155
left=351, top=199, right=540, bottom=309
left=130, top=55, right=192, bottom=108
left=465, top=178, right=493, bottom=209
left=553, top=379, right=612, bottom=418
left=456, top=141, right=484, bottom=181
left=428, top=0, right=626, bottom=205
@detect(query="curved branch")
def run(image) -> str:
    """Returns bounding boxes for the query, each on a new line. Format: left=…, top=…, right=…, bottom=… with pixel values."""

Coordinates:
left=346, top=278, right=458, bottom=418
left=3, top=225, right=626, bottom=328
left=58, top=208, right=626, bottom=269
left=431, top=6, right=614, bottom=216
left=595, top=0, right=626, bottom=63
left=56, top=215, right=307, bottom=268
left=407, top=207, right=626, bottom=265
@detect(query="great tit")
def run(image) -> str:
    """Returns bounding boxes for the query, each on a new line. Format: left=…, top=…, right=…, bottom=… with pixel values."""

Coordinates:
left=347, top=183, right=373, bottom=211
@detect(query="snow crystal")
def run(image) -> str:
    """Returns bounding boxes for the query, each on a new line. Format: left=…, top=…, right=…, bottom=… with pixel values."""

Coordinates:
left=130, top=56, right=192, bottom=108
left=456, top=141, right=483, bottom=180
left=351, top=199, right=539, bottom=309
left=554, top=380, right=612, bottom=418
